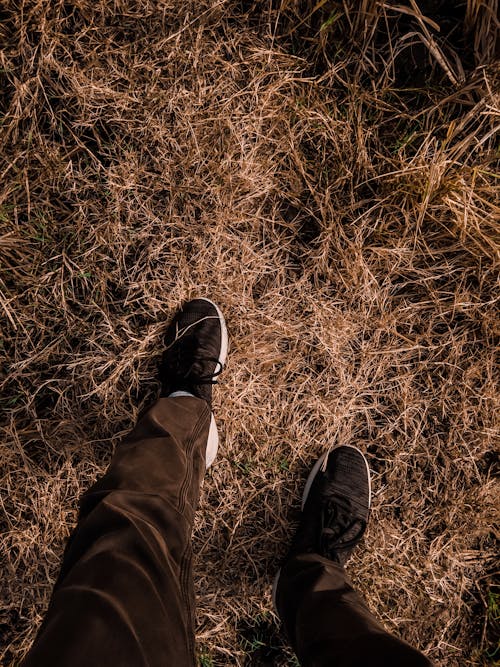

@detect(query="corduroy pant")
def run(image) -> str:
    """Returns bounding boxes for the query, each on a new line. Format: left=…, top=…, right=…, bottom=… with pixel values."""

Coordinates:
left=22, top=397, right=433, bottom=667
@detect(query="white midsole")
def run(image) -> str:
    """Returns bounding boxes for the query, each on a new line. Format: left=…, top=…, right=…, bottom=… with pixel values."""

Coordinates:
left=206, top=413, right=218, bottom=468
left=195, top=298, right=227, bottom=469
left=169, top=298, right=227, bottom=469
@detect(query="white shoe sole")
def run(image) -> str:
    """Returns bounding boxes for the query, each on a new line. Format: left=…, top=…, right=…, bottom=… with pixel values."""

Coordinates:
left=272, top=446, right=371, bottom=611
left=197, top=298, right=228, bottom=468
left=206, top=413, right=219, bottom=468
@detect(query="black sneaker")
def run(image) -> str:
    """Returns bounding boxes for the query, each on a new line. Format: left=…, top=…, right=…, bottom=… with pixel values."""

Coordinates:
left=273, top=446, right=371, bottom=604
left=159, top=298, right=228, bottom=468
left=159, top=298, right=228, bottom=406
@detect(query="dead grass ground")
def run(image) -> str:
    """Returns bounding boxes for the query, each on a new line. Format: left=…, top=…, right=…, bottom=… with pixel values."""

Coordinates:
left=0, top=1, right=499, bottom=665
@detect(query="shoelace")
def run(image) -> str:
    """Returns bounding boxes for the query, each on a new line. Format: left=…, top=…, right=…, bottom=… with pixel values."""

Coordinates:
left=320, top=493, right=367, bottom=555
left=162, top=332, right=224, bottom=386
left=181, top=356, right=224, bottom=385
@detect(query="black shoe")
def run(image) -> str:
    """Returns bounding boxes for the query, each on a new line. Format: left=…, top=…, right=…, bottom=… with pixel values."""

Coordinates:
left=285, top=446, right=371, bottom=567
left=159, top=298, right=228, bottom=407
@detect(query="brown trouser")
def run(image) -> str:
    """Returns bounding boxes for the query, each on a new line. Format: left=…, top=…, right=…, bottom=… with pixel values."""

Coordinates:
left=22, top=397, right=433, bottom=667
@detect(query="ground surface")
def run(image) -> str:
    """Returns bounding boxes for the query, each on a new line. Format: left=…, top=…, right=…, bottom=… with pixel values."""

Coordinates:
left=0, top=1, right=499, bottom=665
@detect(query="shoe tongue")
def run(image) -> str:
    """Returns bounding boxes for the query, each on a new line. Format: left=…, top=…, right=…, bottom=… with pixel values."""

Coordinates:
left=324, top=487, right=351, bottom=510
left=323, top=495, right=351, bottom=535
left=321, top=489, right=366, bottom=550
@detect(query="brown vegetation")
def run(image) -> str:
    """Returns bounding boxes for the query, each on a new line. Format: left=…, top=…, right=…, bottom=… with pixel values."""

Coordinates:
left=0, top=1, right=499, bottom=665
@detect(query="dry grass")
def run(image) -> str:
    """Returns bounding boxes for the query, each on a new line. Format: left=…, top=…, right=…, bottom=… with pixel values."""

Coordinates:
left=0, top=1, right=499, bottom=665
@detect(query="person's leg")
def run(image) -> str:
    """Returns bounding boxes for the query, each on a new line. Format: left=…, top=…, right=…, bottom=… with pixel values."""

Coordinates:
left=22, top=298, right=228, bottom=667
left=276, top=555, right=432, bottom=667
left=274, top=447, right=434, bottom=667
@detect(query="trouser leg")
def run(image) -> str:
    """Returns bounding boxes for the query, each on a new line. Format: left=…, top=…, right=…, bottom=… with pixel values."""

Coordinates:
left=22, top=396, right=210, bottom=667
left=276, top=554, right=434, bottom=667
